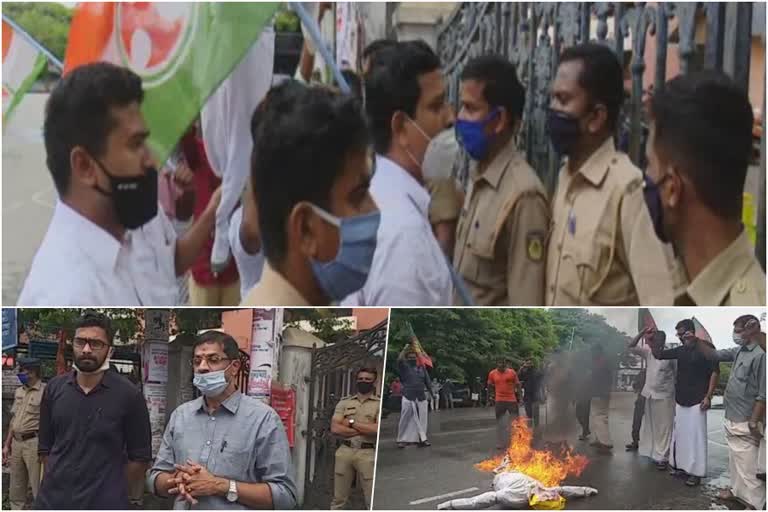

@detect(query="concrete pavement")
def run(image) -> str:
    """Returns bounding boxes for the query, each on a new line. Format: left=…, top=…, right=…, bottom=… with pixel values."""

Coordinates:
left=374, top=393, right=739, bottom=510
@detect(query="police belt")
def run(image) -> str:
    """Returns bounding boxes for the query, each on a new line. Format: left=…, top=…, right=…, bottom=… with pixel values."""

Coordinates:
left=13, top=431, right=37, bottom=441
left=342, top=440, right=376, bottom=449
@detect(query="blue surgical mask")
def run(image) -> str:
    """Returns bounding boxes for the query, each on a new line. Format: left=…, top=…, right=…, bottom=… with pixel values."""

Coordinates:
left=17, top=374, right=29, bottom=386
left=309, top=204, right=381, bottom=302
left=455, top=108, right=499, bottom=160
left=193, top=363, right=232, bottom=397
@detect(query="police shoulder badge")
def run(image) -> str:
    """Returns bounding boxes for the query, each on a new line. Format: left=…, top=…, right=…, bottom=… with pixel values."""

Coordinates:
left=526, top=231, right=544, bottom=262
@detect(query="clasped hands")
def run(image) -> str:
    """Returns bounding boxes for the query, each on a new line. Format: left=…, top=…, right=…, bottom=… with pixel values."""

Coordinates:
left=168, top=459, right=228, bottom=505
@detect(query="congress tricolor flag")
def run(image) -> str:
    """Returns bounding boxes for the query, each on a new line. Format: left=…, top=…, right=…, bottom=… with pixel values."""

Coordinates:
left=2, top=19, right=48, bottom=124
left=406, top=321, right=433, bottom=368
left=64, top=2, right=280, bottom=164
left=692, top=316, right=714, bottom=346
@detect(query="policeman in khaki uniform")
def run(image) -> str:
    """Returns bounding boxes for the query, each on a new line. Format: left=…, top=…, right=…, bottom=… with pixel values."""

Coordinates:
left=3, top=358, right=45, bottom=510
left=545, top=43, right=677, bottom=306
left=452, top=55, right=550, bottom=305
left=330, top=368, right=380, bottom=510
left=644, top=70, right=766, bottom=306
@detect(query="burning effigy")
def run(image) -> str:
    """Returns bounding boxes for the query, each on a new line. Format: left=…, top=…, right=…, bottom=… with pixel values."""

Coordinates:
left=437, top=418, right=598, bottom=510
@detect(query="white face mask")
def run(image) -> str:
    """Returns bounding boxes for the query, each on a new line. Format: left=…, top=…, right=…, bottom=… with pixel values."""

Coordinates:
left=732, top=332, right=745, bottom=346
left=403, top=116, right=433, bottom=172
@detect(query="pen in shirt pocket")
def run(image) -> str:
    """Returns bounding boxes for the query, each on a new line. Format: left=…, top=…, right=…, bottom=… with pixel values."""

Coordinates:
left=220, top=440, right=228, bottom=453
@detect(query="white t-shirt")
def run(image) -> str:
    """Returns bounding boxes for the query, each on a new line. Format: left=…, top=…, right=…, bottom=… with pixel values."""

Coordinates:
left=228, top=205, right=264, bottom=300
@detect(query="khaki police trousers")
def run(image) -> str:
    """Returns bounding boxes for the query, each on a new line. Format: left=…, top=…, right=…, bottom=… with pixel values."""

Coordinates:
left=9, top=437, right=40, bottom=510
left=330, top=444, right=374, bottom=510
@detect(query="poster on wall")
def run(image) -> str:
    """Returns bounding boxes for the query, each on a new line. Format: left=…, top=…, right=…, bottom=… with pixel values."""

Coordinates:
left=247, top=309, right=284, bottom=402
left=144, top=310, right=170, bottom=342
left=271, top=383, right=296, bottom=447
left=143, top=382, right=167, bottom=457
left=143, top=342, right=169, bottom=384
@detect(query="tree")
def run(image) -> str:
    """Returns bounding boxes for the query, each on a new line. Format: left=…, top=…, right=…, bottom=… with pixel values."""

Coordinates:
left=285, top=309, right=353, bottom=343
left=3, top=3, right=73, bottom=60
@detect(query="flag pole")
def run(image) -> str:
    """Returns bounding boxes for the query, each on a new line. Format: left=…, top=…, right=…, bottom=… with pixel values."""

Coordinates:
left=2, top=14, right=64, bottom=71
left=289, top=2, right=350, bottom=94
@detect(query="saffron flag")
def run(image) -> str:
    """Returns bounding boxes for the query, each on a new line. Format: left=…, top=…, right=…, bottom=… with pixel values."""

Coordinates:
left=637, top=308, right=657, bottom=333
left=406, top=321, right=432, bottom=368
left=2, top=19, right=48, bottom=124
left=692, top=317, right=714, bottom=346
left=64, top=2, right=280, bottom=165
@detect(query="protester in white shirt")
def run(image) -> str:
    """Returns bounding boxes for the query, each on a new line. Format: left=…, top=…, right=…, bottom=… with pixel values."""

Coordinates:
left=342, top=40, right=455, bottom=306
left=18, top=62, right=219, bottom=306
left=628, top=327, right=677, bottom=469
left=228, top=178, right=264, bottom=300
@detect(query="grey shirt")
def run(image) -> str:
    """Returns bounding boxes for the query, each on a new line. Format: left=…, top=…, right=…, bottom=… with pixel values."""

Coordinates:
left=148, top=391, right=297, bottom=510
left=713, top=343, right=766, bottom=422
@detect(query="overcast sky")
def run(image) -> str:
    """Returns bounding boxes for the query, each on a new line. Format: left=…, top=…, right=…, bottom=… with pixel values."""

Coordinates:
left=588, top=308, right=766, bottom=349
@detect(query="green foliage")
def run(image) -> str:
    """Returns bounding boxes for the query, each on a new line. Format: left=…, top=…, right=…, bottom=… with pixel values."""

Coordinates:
left=285, top=309, right=354, bottom=343
left=387, top=308, right=631, bottom=385
left=3, top=2, right=73, bottom=60
left=717, top=363, right=732, bottom=394
left=274, top=6, right=300, bottom=33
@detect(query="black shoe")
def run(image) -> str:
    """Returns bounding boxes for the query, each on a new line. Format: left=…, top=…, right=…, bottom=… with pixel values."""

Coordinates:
left=418, top=440, right=431, bottom=447
left=757, top=473, right=766, bottom=482
left=655, top=460, right=668, bottom=471
left=685, top=475, right=701, bottom=487
left=625, top=442, right=639, bottom=451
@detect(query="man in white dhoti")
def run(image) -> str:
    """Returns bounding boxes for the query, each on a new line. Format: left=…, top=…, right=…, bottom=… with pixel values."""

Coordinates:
left=695, top=315, right=765, bottom=509
left=629, top=328, right=676, bottom=470
left=651, top=319, right=719, bottom=486
left=396, top=348, right=432, bottom=448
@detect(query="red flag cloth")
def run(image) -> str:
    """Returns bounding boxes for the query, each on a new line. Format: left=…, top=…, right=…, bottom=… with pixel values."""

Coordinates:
left=55, top=329, right=67, bottom=376
left=692, top=317, right=714, bottom=345
left=406, top=322, right=432, bottom=368
left=638, top=308, right=657, bottom=332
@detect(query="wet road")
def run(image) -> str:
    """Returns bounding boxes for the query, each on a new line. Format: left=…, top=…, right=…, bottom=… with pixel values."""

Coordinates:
left=374, top=393, right=737, bottom=510
left=2, top=93, right=54, bottom=305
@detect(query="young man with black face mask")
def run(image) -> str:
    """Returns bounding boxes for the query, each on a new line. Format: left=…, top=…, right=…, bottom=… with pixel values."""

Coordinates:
left=645, top=71, right=765, bottom=306
left=545, top=43, right=678, bottom=306
left=693, top=315, right=765, bottom=508
left=149, top=330, right=297, bottom=510
left=35, top=312, right=152, bottom=509
left=453, top=55, right=549, bottom=306
left=330, top=367, right=380, bottom=509
left=18, top=62, right=221, bottom=306
left=243, top=81, right=379, bottom=306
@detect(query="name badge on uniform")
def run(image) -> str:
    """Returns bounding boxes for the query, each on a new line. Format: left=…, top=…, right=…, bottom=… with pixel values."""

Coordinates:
left=567, top=210, right=576, bottom=235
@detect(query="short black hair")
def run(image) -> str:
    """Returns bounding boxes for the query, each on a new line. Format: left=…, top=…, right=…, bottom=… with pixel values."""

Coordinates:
left=734, top=314, right=761, bottom=328
left=461, top=55, right=525, bottom=125
left=194, top=330, right=241, bottom=361
left=75, top=311, right=115, bottom=345
left=356, top=367, right=378, bottom=380
left=559, top=43, right=624, bottom=131
left=362, top=39, right=396, bottom=62
left=251, top=80, right=370, bottom=263
left=44, top=62, right=144, bottom=197
left=650, top=71, right=753, bottom=220
left=339, top=69, right=363, bottom=100
left=366, top=40, right=442, bottom=154
left=675, top=319, right=695, bottom=333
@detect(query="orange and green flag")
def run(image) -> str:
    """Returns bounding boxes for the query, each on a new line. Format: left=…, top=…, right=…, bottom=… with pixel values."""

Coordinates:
left=406, top=321, right=432, bottom=368
left=63, top=2, right=280, bottom=164
left=2, top=17, right=48, bottom=125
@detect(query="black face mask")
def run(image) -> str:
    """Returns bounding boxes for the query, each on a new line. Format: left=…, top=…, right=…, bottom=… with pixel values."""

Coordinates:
left=546, top=108, right=582, bottom=157
left=407, top=360, right=417, bottom=367
left=357, top=381, right=374, bottom=394
left=93, top=158, right=159, bottom=230
left=642, top=173, right=670, bottom=244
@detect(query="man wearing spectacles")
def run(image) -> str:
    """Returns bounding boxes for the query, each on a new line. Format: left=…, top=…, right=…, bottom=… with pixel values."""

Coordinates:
left=35, top=312, right=152, bottom=509
left=148, top=330, right=297, bottom=509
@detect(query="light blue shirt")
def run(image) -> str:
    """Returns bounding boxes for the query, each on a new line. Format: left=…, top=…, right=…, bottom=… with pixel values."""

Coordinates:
left=148, top=391, right=297, bottom=509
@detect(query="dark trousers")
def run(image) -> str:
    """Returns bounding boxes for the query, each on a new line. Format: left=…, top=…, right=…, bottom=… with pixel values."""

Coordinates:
left=632, top=394, right=646, bottom=443
left=524, top=400, right=539, bottom=428
left=575, top=399, right=591, bottom=436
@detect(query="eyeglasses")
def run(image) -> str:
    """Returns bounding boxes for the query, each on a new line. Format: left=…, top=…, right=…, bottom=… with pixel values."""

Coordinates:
left=190, top=355, right=231, bottom=368
left=72, top=337, right=109, bottom=351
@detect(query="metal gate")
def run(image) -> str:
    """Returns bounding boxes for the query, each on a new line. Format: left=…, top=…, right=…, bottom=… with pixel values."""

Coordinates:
left=303, top=320, right=388, bottom=509
left=437, top=2, right=765, bottom=268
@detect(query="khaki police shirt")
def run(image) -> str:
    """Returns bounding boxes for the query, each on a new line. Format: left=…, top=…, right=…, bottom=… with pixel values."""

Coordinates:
left=333, top=394, right=380, bottom=447
left=242, top=261, right=311, bottom=306
left=428, top=178, right=463, bottom=225
left=453, top=138, right=549, bottom=306
left=675, top=229, right=766, bottom=306
left=10, top=380, right=45, bottom=434
left=546, top=138, right=678, bottom=305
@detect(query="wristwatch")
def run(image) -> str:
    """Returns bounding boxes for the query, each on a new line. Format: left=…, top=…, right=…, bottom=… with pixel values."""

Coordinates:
left=348, top=418, right=355, bottom=427
left=226, top=480, right=238, bottom=503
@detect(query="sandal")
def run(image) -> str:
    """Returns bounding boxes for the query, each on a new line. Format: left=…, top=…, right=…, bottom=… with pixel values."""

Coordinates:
left=718, top=489, right=736, bottom=501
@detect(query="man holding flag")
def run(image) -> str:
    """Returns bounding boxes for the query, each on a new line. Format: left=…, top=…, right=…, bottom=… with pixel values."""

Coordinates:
left=628, top=310, right=676, bottom=470
left=650, top=318, right=719, bottom=487
left=396, top=323, right=433, bottom=448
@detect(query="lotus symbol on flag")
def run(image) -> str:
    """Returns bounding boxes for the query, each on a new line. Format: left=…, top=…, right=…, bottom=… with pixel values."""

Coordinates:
left=115, top=3, right=198, bottom=87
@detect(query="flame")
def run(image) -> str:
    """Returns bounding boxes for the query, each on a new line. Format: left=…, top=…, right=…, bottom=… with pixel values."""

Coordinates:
left=475, top=417, right=589, bottom=487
